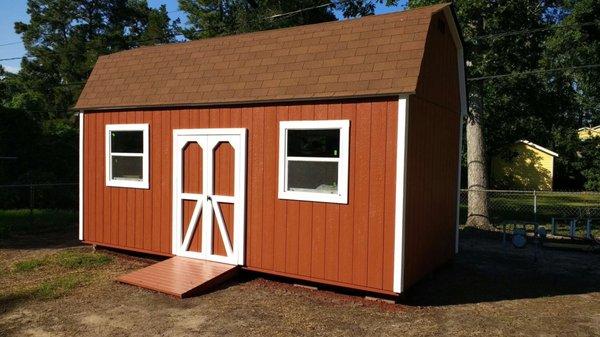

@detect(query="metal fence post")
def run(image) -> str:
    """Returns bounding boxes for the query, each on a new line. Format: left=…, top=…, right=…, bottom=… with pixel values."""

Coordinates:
left=29, top=183, right=34, bottom=226
left=533, top=190, right=537, bottom=223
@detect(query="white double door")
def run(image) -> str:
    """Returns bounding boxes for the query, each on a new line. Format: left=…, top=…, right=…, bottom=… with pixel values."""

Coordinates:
left=172, top=129, right=246, bottom=265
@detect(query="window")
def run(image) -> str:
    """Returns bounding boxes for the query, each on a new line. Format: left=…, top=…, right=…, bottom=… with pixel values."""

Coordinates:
left=278, top=120, right=350, bottom=204
left=105, top=124, right=149, bottom=189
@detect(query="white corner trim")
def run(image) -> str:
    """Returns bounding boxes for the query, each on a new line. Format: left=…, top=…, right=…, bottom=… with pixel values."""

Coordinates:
left=277, top=120, right=350, bottom=204
left=517, top=140, right=559, bottom=157
left=393, top=96, right=409, bottom=293
left=105, top=123, right=150, bottom=189
left=443, top=7, right=467, bottom=116
left=455, top=114, right=464, bottom=253
left=78, top=111, right=84, bottom=241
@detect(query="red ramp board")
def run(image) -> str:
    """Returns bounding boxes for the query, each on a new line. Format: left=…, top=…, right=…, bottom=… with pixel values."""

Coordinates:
left=117, top=257, right=238, bottom=298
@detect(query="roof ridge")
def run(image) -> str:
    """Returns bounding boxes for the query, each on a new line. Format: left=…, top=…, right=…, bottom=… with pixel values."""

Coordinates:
left=107, top=3, right=451, bottom=57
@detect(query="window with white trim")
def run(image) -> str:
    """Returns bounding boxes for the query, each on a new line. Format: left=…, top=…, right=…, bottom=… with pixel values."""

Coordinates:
left=105, top=124, right=149, bottom=189
left=278, top=120, right=350, bottom=204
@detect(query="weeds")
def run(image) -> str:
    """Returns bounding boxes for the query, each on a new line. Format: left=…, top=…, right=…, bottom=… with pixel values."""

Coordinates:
left=11, top=250, right=112, bottom=273
left=34, top=274, right=91, bottom=299
left=5, top=250, right=112, bottom=302
left=13, top=258, right=46, bottom=272
left=55, top=250, right=112, bottom=269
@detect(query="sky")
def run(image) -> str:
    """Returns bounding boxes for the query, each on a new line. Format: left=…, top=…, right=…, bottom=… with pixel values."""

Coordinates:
left=0, top=0, right=407, bottom=73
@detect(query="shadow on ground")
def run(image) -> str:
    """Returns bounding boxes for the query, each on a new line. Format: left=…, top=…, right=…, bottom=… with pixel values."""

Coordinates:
left=0, top=230, right=80, bottom=250
left=3, top=219, right=600, bottom=308
left=403, top=227, right=600, bottom=306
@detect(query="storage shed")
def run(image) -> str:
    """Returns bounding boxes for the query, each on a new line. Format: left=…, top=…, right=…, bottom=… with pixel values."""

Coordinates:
left=76, top=3, right=466, bottom=297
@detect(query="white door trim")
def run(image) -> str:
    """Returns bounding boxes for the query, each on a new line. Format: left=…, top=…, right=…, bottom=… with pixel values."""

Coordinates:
left=172, top=128, right=247, bottom=265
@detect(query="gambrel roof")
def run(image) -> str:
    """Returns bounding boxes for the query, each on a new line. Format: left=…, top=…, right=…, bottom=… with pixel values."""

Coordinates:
left=75, top=3, right=456, bottom=110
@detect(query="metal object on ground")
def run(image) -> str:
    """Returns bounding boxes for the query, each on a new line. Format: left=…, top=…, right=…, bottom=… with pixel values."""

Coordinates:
left=512, top=228, right=527, bottom=248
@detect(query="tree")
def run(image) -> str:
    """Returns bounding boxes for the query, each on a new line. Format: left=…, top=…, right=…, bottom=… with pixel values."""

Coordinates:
left=408, top=0, right=564, bottom=228
left=543, top=0, right=600, bottom=128
left=0, top=0, right=179, bottom=185
left=13, top=0, right=178, bottom=117
left=178, top=0, right=398, bottom=39
left=574, top=138, right=600, bottom=191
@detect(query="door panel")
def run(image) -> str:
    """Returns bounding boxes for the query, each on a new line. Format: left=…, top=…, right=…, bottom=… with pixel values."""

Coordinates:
left=182, top=199, right=202, bottom=252
left=212, top=141, right=236, bottom=257
left=214, top=142, right=235, bottom=197
left=212, top=202, right=234, bottom=256
left=183, top=142, right=203, bottom=194
left=172, top=129, right=246, bottom=265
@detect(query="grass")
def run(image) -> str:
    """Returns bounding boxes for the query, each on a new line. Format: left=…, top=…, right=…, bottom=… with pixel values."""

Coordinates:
left=11, top=250, right=112, bottom=273
left=34, top=274, right=92, bottom=299
left=0, top=209, right=76, bottom=239
left=3, top=249, right=113, bottom=303
left=13, top=258, right=46, bottom=272
left=55, top=250, right=112, bottom=269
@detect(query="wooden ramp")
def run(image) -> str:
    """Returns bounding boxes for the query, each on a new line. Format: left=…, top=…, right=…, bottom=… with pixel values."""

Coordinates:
left=117, top=257, right=238, bottom=298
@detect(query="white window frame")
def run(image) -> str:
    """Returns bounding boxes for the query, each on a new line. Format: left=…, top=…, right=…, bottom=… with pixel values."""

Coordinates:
left=278, top=120, right=350, bottom=204
left=105, top=123, right=149, bottom=189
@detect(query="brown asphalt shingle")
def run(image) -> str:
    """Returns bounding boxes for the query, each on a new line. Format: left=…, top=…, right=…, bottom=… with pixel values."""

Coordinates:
left=75, top=3, right=450, bottom=110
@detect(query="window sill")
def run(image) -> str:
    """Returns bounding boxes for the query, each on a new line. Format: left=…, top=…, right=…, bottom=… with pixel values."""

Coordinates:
left=106, top=179, right=149, bottom=189
left=278, top=190, right=347, bottom=204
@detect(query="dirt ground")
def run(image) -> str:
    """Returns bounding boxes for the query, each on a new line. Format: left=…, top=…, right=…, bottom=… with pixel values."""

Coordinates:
left=1, top=228, right=600, bottom=337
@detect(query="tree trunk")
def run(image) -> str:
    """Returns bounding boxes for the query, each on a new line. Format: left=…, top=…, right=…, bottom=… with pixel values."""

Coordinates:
left=466, top=80, right=491, bottom=228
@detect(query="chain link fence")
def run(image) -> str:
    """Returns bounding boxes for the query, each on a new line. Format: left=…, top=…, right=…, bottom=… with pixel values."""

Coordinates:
left=459, top=189, right=600, bottom=238
left=0, top=183, right=78, bottom=240
left=2, top=183, right=600, bottom=241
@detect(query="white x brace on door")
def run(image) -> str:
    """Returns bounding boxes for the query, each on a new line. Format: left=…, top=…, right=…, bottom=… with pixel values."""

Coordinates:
left=172, top=128, right=246, bottom=265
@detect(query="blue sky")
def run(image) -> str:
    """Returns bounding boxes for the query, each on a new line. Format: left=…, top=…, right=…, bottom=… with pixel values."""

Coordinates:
left=0, top=0, right=406, bottom=73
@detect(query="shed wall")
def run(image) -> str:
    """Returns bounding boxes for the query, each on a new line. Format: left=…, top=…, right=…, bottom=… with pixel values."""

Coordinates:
left=402, top=10, right=462, bottom=289
left=403, top=96, right=460, bottom=289
left=83, top=98, right=399, bottom=294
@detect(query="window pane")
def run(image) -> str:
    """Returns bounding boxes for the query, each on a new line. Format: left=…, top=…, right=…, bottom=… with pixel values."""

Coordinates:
left=287, top=161, right=338, bottom=194
left=112, top=156, right=143, bottom=180
left=287, top=129, right=340, bottom=158
left=111, top=131, right=143, bottom=153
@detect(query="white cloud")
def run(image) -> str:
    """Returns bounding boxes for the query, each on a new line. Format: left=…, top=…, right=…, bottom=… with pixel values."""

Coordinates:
left=1, top=64, right=20, bottom=73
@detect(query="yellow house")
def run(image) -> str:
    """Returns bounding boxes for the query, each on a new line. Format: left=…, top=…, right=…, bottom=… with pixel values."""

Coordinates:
left=578, top=126, right=600, bottom=140
left=491, top=140, right=559, bottom=191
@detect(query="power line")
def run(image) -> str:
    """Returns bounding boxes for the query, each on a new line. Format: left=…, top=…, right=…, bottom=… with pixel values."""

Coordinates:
left=0, top=56, right=24, bottom=61
left=467, top=64, right=600, bottom=81
left=468, top=20, right=600, bottom=41
left=268, top=1, right=333, bottom=19
left=0, top=41, right=21, bottom=47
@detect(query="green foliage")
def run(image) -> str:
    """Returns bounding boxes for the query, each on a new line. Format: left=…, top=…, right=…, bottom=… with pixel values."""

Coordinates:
left=409, top=0, right=600, bottom=191
left=573, top=138, right=600, bottom=191
left=10, top=0, right=179, bottom=116
left=178, top=0, right=397, bottom=39
left=0, top=0, right=179, bottom=185
left=543, top=0, right=600, bottom=127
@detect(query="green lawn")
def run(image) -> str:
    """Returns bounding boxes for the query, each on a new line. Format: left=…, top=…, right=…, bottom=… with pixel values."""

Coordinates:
left=0, top=209, right=76, bottom=239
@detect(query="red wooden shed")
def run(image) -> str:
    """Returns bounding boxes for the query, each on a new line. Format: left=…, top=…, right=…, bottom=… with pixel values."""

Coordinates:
left=75, top=3, right=466, bottom=297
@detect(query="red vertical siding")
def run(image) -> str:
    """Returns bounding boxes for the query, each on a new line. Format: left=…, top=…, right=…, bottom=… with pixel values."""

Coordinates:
left=401, top=11, right=462, bottom=289
left=83, top=97, right=399, bottom=294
